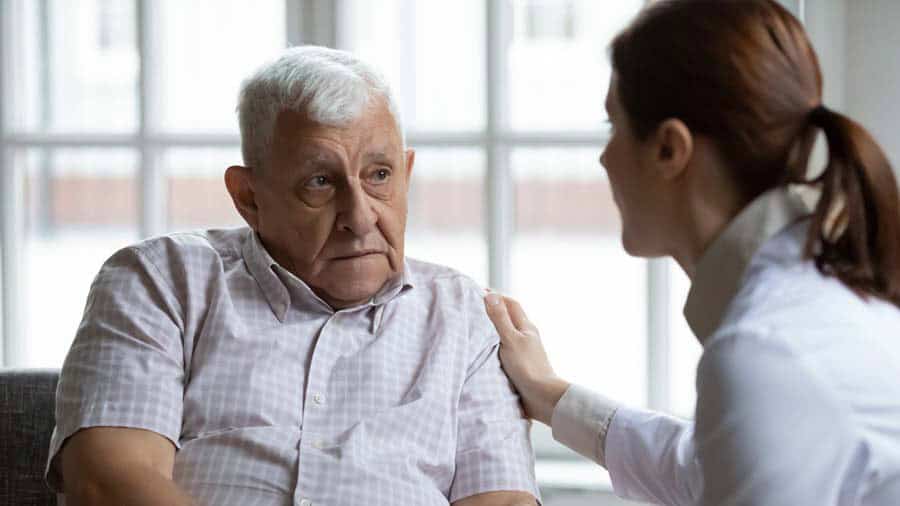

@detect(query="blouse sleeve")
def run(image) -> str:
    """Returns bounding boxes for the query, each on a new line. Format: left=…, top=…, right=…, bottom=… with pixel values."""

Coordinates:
left=695, top=331, right=863, bottom=506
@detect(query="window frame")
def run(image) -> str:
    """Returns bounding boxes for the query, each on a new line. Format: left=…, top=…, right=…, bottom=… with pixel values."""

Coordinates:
left=0, top=0, right=805, bottom=493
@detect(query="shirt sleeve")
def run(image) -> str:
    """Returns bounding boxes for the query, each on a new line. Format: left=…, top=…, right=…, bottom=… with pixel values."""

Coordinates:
left=550, top=379, right=702, bottom=505
left=695, top=331, right=863, bottom=506
left=603, top=405, right=701, bottom=505
left=551, top=383, right=620, bottom=466
left=449, top=285, right=541, bottom=504
left=45, top=245, right=186, bottom=492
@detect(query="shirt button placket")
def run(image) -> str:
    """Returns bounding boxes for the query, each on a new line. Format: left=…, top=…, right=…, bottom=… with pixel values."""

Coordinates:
left=295, top=314, right=336, bottom=504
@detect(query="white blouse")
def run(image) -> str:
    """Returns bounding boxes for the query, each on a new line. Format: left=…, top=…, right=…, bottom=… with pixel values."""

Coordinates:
left=551, top=188, right=900, bottom=505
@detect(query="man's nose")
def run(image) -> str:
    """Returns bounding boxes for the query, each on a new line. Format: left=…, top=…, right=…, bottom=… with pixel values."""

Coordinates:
left=335, top=182, right=377, bottom=236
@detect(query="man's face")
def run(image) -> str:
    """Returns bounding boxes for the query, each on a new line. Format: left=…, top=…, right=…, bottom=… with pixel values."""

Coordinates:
left=247, top=99, right=414, bottom=309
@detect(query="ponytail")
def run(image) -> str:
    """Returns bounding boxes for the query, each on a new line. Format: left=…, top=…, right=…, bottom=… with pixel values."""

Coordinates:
left=804, top=105, right=900, bottom=307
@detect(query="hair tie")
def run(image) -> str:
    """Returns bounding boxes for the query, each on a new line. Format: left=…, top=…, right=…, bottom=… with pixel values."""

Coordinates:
left=809, top=104, right=830, bottom=124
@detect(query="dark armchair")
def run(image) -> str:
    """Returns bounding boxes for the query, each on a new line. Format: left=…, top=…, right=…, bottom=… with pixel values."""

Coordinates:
left=0, top=369, right=59, bottom=506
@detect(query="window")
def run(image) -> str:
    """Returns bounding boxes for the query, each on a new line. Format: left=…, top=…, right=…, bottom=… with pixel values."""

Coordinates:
left=521, top=0, right=576, bottom=40
left=1, top=0, right=718, bottom=502
left=1, top=0, right=285, bottom=367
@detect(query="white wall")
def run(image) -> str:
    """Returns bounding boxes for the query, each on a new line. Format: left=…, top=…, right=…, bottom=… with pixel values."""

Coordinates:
left=808, top=0, right=900, bottom=174
left=844, top=0, right=900, bottom=172
left=805, top=0, right=848, bottom=112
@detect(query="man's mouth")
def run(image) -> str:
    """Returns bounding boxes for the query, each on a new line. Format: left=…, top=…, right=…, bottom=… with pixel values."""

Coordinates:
left=332, top=250, right=382, bottom=261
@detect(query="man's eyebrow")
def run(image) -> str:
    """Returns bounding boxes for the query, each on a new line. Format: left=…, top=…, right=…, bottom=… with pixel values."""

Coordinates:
left=362, top=150, right=395, bottom=164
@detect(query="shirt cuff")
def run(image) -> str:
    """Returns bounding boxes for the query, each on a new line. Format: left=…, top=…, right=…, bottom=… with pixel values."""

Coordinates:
left=550, top=384, right=621, bottom=467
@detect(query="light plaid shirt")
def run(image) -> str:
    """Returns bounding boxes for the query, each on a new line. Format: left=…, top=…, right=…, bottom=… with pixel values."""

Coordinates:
left=46, top=228, right=539, bottom=505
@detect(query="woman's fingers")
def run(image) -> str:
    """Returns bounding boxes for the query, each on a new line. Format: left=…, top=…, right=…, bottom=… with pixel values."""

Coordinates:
left=483, top=290, right=566, bottom=426
left=503, top=297, right=536, bottom=335
left=484, top=293, right=518, bottom=341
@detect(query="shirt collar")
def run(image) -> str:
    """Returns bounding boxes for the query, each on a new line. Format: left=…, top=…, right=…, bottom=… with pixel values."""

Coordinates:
left=684, top=187, right=810, bottom=343
left=241, top=229, right=415, bottom=324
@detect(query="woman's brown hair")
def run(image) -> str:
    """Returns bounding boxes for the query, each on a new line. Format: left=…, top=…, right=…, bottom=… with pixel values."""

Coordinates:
left=611, top=0, right=900, bottom=307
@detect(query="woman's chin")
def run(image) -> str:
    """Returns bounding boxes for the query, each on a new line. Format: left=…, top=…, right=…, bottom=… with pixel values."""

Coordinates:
left=620, top=230, right=656, bottom=258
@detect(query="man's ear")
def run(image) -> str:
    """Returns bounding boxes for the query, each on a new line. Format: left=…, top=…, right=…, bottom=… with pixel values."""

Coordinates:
left=224, top=165, right=259, bottom=230
left=651, top=118, right=693, bottom=181
left=404, top=148, right=416, bottom=181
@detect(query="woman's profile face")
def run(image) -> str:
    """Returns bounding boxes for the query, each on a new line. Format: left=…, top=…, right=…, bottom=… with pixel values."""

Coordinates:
left=599, top=75, right=671, bottom=257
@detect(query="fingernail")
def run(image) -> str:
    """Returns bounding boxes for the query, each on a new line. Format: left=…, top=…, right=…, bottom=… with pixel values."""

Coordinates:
left=485, top=293, right=502, bottom=306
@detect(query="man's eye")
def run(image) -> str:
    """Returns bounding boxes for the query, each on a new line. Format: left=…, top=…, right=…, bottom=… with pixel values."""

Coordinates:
left=370, top=168, right=391, bottom=184
left=305, top=175, right=332, bottom=189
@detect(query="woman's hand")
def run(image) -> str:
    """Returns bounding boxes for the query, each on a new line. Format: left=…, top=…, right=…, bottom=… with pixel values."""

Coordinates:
left=484, top=292, right=571, bottom=426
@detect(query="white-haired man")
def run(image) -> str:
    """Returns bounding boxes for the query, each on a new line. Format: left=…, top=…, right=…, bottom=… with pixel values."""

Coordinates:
left=46, top=47, right=539, bottom=506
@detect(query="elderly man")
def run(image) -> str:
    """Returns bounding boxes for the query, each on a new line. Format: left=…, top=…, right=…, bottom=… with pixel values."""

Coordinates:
left=45, top=47, right=539, bottom=506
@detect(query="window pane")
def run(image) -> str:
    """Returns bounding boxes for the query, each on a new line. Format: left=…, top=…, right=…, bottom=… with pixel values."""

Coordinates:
left=155, top=0, right=285, bottom=133
left=511, top=147, right=647, bottom=401
left=21, top=148, right=139, bottom=367
left=511, top=147, right=647, bottom=459
left=406, top=148, right=487, bottom=285
left=507, top=0, right=643, bottom=131
left=10, top=0, right=139, bottom=133
left=164, top=148, right=244, bottom=232
left=669, top=261, right=702, bottom=418
left=340, top=0, right=486, bottom=132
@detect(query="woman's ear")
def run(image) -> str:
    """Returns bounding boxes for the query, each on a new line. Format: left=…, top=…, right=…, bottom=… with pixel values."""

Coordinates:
left=652, top=118, right=694, bottom=181
left=224, top=165, right=259, bottom=229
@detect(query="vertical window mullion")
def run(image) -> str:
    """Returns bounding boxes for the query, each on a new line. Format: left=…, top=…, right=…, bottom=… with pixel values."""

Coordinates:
left=299, top=0, right=338, bottom=48
left=37, top=0, right=53, bottom=236
left=399, top=0, right=416, bottom=126
left=647, top=258, right=671, bottom=411
left=0, top=0, right=8, bottom=366
left=0, top=149, right=22, bottom=368
left=137, top=0, right=165, bottom=238
left=286, top=0, right=303, bottom=47
left=486, top=0, right=512, bottom=291
left=1, top=0, right=23, bottom=367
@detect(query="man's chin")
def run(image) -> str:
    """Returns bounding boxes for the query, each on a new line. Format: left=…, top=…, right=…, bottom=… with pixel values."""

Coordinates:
left=319, top=287, right=380, bottom=309
left=317, top=276, right=390, bottom=309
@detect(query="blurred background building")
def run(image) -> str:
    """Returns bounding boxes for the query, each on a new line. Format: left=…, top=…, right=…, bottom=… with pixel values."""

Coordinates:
left=1, top=1, right=898, bottom=504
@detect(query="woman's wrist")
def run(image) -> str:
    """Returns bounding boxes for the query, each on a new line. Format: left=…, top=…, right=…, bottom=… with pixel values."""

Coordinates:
left=526, top=376, right=571, bottom=426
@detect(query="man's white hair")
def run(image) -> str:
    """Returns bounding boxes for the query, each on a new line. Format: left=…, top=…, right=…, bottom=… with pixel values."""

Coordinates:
left=237, top=46, right=404, bottom=170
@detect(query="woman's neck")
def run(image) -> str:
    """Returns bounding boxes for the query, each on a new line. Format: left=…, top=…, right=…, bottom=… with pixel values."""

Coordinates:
left=670, top=160, right=748, bottom=281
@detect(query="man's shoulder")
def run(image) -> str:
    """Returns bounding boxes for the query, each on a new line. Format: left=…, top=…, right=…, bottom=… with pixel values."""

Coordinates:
left=405, top=257, right=485, bottom=299
left=127, top=227, right=249, bottom=266
left=97, top=227, right=250, bottom=289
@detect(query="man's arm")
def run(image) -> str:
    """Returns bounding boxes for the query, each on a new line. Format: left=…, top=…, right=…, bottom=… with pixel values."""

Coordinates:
left=452, top=490, right=536, bottom=506
left=448, top=283, right=541, bottom=504
left=46, top=244, right=188, bottom=498
left=61, top=427, right=194, bottom=506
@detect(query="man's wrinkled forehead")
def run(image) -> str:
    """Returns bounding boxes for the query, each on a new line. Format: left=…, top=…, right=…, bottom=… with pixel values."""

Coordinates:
left=272, top=107, right=402, bottom=161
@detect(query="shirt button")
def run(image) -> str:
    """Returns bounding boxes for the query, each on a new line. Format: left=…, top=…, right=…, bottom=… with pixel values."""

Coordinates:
left=299, top=500, right=312, bottom=506
left=313, top=393, right=325, bottom=405
left=313, top=440, right=326, bottom=450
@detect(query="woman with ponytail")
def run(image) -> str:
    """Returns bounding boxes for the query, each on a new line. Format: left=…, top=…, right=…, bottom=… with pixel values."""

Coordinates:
left=484, top=1, right=900, bottom=504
